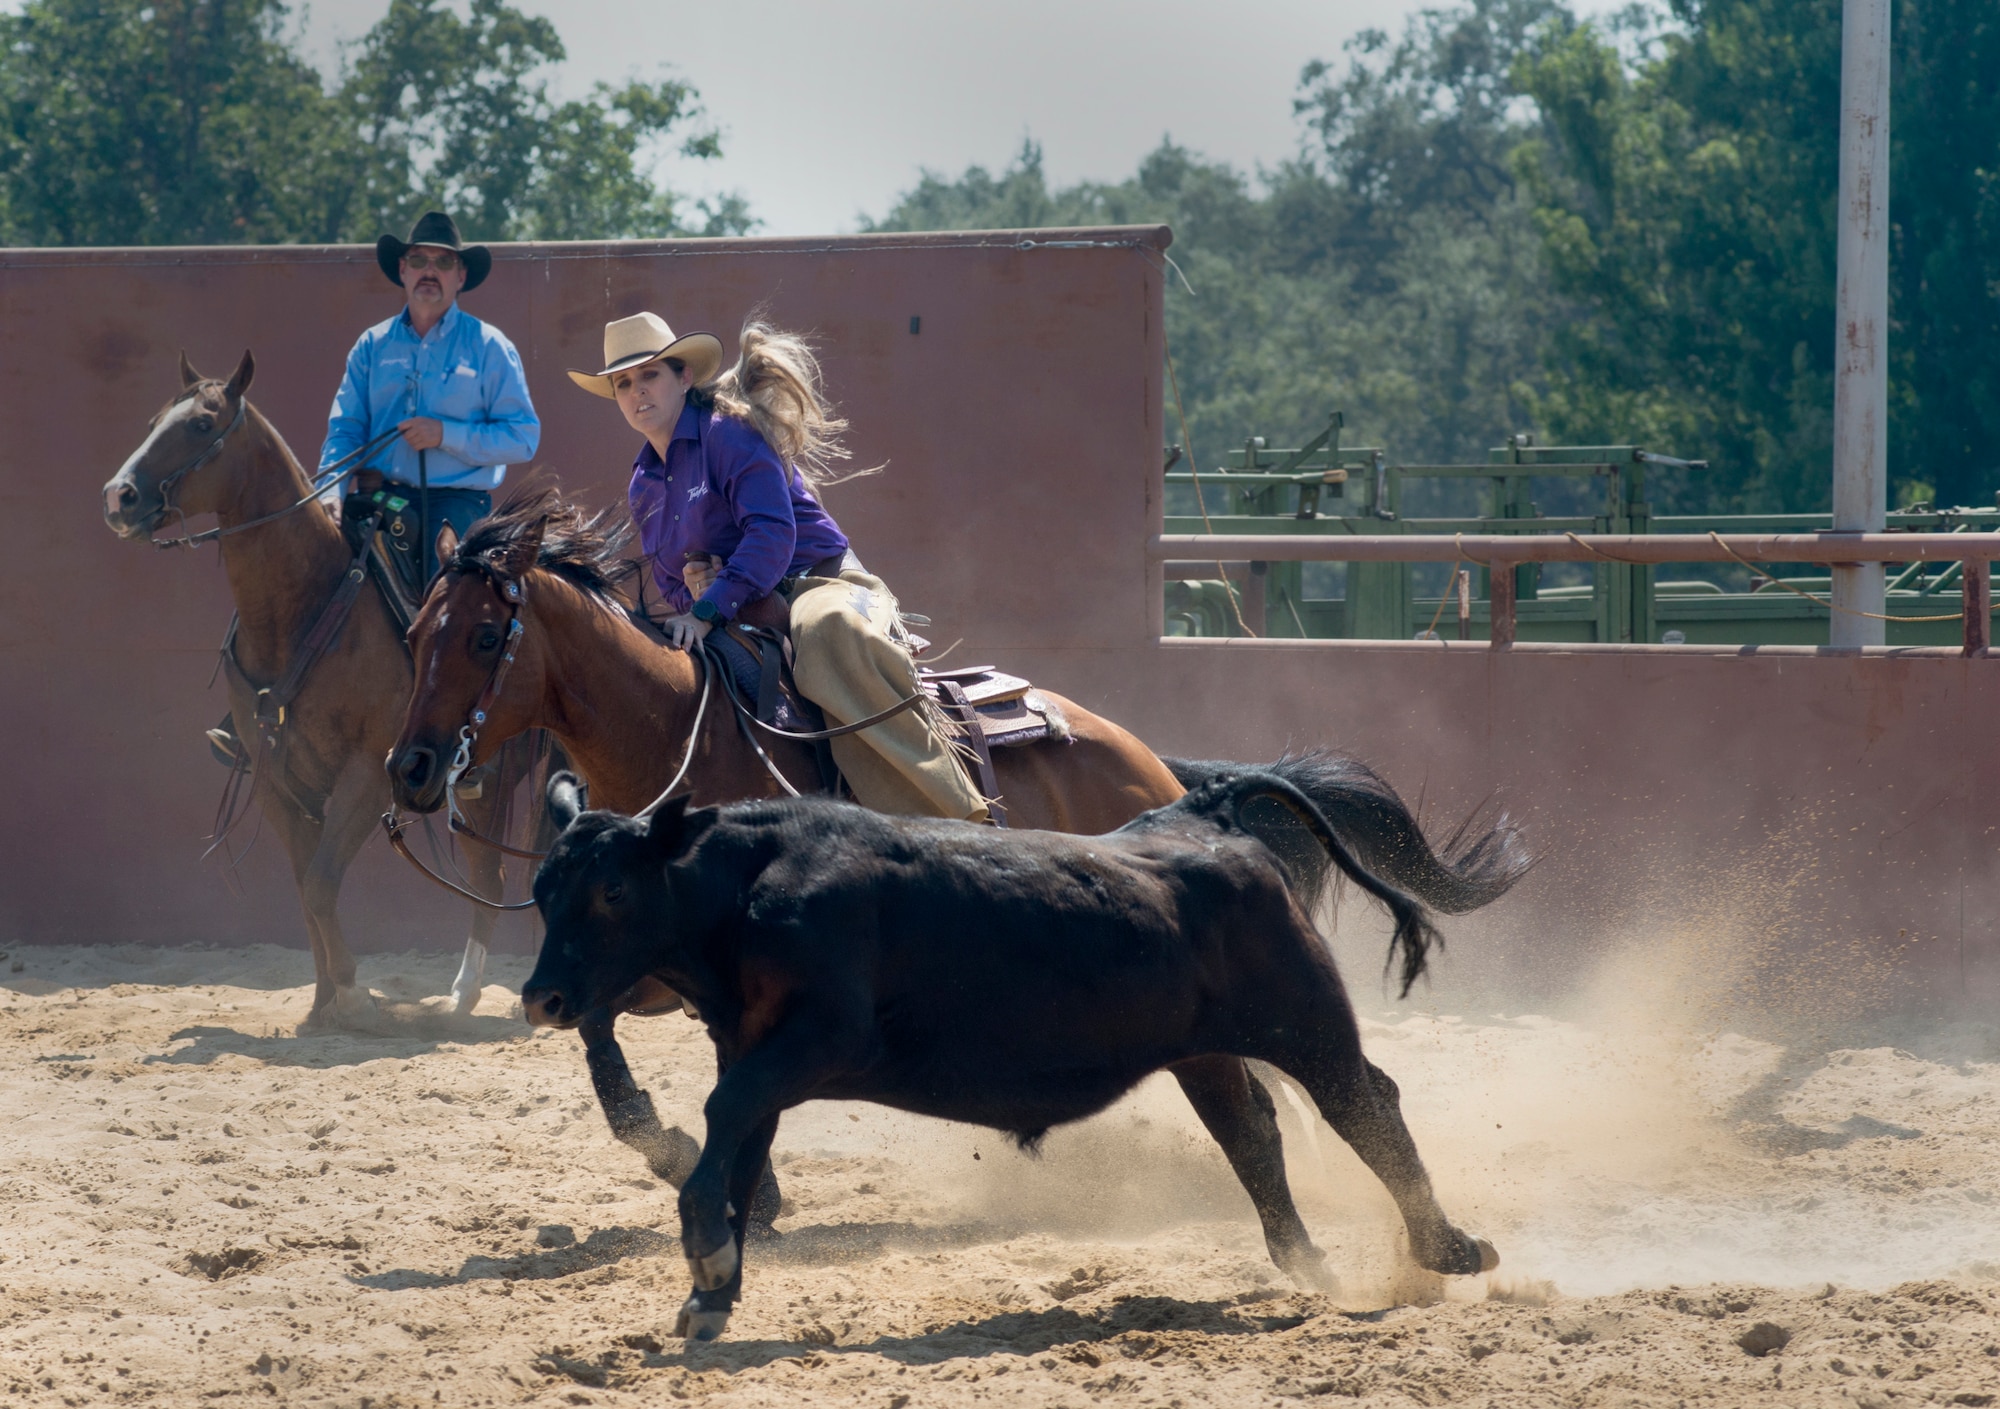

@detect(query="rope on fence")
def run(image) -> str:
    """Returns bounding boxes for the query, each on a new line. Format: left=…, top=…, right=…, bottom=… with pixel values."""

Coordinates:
left=1549, top=530, right=1968, bottom=623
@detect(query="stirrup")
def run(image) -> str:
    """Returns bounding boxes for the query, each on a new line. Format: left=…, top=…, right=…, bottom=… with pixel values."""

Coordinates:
left=205, top=726, right=242, bottom=769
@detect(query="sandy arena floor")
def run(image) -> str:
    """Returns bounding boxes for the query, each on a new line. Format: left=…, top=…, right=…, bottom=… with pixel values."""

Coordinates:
left=3, top=940, right=1999, bottom=1408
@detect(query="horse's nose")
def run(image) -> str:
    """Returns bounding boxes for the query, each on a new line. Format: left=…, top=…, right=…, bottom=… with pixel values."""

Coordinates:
left=103, top=480, right=137, bottom=520
left=395, top=745, right=435, bottom=793
left=521, top=986, right=566, bottom=1027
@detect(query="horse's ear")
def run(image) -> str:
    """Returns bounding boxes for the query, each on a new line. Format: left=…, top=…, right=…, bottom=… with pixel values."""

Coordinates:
left=546, top=771, right=587, bottom=831
left=645, top=794, right=717, bottom=858
left=178, top=351, right=202, bottom=387
left=434, top=521, right=459, bottom=568
left=497, top=514, right=546, bottom=577
left=223, top=349, right=255, bottom=401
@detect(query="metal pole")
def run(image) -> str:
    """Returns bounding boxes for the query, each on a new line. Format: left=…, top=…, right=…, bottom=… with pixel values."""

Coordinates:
left=1964, top=559, right=1991, bottom=656
left=1830, top=0, right=1892, bottom=645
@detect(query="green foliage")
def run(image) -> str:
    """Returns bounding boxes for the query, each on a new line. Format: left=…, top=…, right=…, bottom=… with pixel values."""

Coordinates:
left=1515, top=0, right=2000, bottom=513
left=0, top=0, right=750, bottom=247
left=0, top=0, right=332, bottom=245
left=875, top=0, right=2000, bottom=517
left=868, top=0, right=1571, bottom=477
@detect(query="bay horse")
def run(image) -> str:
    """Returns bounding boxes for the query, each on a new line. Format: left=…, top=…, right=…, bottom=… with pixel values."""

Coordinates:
left=387, top=487, right=1528, bottom=1287
left=101, top=351, right=540, bottom=1028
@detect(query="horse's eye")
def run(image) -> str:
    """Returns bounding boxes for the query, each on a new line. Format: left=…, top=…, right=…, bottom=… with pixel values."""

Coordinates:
left=188, top=416, right=214, bottom=433
left=475, top=630, right=501, bottom=652
left=603, top=884, right=625, bottom=905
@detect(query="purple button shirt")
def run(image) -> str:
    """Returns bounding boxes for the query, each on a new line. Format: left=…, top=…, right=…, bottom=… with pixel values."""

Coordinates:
left=629, top=403, right=850, bottom=621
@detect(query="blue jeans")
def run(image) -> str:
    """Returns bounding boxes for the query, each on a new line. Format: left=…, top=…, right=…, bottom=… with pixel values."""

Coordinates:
left=387, top=483, right=492, bottom=550
left=382, top=483, right=491, bottom=587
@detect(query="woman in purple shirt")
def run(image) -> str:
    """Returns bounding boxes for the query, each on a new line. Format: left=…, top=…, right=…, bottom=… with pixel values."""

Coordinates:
left=569, top=312, right=988, bottom=822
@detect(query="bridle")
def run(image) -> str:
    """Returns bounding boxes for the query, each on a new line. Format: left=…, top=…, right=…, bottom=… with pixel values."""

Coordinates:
left=381, top=553, right=726, bottom=909
left=143, top=395, right=247, bottom=544
left=381, top=555, right=543, bottom=909
left=141, top=388, right=400, bottom=551
left=442, top=564, right=528, bottom=808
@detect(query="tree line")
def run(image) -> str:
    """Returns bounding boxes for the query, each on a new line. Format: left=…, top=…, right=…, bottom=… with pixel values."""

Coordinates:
left=3, top=0, right=1993, bottom=514
left=0, top=0, right=748, bottom=246
left=870, top=0, right=2000, bottom=516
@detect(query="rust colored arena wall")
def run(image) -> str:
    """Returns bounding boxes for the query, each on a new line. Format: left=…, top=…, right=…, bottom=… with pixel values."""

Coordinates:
left=2, top=231, right=1995, bottom=1017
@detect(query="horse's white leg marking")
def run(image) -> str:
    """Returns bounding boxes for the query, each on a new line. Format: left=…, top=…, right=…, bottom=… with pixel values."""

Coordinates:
left=331, top=983, right=378, bottom=1026
left=451, top=938, right=489, bottom=1016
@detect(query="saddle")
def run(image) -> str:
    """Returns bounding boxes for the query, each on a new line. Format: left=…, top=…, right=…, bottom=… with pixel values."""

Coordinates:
left=690, top=592, right=1071, bottom=827
left=339, top=474, right=429, bottom=634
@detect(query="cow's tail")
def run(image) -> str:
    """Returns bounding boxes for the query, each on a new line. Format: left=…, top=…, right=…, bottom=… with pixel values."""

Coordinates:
left=1172, top=771, right=1443, bottom=998
left=1162, top=750, right=1530, bottom=916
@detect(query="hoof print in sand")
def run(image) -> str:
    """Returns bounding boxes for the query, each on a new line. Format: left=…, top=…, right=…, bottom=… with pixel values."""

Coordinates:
left=185, top=1248, right=263, bottom=1281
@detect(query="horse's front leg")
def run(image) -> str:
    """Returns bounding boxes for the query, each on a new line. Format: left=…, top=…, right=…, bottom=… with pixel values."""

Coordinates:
left=576, top=1010, right=701, bottom=1185
left=450, top=773, right=508, bottom=1016
left=298, top=758, right=387, bottom=1030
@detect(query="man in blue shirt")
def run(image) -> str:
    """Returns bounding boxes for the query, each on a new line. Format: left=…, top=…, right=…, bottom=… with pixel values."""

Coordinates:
left=319, top=210, right=541, bottom=587
left=208, top=212, right=539, bottom=768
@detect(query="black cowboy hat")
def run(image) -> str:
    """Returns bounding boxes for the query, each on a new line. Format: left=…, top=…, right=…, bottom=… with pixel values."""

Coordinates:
left=376, top=211, right=492, bottom=293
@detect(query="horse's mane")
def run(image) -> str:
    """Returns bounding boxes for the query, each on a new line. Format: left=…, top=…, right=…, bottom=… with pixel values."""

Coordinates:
left=455, top=484, right=637, bottom=599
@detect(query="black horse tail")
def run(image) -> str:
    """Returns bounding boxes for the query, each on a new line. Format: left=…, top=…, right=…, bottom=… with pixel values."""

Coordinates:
left=1162, top=750, right=1531, bottom=916
left=1154, top=771, right=1442, bottom=998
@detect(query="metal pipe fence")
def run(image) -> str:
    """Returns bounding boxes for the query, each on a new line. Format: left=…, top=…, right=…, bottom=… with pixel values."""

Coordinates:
left=1151, top=533, right=2000, bottom=654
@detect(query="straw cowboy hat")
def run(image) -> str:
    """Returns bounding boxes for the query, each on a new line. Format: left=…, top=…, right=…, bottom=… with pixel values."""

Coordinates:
left=376, top=210, right=492, bottom=292
left=568, top=313, right=724, bottom=398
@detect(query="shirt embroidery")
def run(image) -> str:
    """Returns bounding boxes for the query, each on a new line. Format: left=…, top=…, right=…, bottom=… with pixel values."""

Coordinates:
left=687, top=482, right=710, bottom=502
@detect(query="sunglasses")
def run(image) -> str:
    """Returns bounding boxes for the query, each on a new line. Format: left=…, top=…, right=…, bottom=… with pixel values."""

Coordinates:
left=402, top=250, right=461, bottom=272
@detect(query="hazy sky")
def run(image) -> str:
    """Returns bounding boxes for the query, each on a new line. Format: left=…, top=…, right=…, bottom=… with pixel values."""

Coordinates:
left=292, top=0, right=1606, bottom=237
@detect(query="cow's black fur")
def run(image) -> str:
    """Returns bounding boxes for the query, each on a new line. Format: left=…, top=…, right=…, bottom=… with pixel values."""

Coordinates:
left=523, top=769, right=1503, bottom=1341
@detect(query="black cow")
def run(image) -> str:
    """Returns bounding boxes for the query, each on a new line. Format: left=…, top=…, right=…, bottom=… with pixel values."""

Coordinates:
left=523, top=770, right=1503, bottom=1341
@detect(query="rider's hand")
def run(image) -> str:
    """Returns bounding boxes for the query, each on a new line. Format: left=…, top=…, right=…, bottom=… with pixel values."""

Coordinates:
left=662, top=613, right=712, bottom=651
left=683, top=554, right=720, bottom=597
left=398, top=416, right=445, bottom=451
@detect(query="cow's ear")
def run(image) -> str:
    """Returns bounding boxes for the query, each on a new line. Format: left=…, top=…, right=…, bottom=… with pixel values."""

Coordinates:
left=546, top=771, right=587, bottom=831
left=643, top=794, right=691, bottom=849
left=645, top=794, right=717, bottom=858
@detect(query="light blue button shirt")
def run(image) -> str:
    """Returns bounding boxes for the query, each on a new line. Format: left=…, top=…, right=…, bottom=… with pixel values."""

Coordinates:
left=317, top=303, right=540, bottom=492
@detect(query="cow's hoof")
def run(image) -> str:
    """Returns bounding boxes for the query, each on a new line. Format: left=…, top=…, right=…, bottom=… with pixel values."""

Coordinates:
left=675, top=1296, right=730, bottom=1343
left=686, top=1237, right=739, bottom=1291
left=1415, top=1227, right=1499, bottom=1277
left=1283, top=1252, right=1340, bottom=1294
left=1474, top=1237, right=1500, bottom=1273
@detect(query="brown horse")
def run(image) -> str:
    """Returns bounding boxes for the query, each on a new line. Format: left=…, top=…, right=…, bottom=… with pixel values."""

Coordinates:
left=387, top=487, right=1527, bottom=1286
left=101, top=351, right=537, bottom=1028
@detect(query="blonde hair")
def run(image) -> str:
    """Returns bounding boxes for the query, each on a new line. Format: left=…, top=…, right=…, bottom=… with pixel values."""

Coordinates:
left=678, top=321, right=866, bottom=487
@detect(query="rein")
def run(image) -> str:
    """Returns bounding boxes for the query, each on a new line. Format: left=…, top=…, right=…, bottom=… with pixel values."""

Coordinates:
left=381, top=812, right=540, bottom=911
left=706, top=631, right=928, bottom=742
left=149, top=408, right=401, bottom=551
